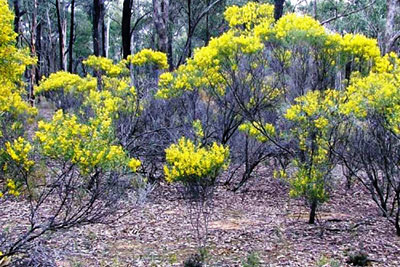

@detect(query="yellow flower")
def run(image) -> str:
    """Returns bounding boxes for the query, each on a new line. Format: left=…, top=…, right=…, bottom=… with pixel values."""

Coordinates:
left=83, top=56, right=125, bottom=76
left=314, top=117, right=329, bottom=129
left=128, top=158, right=141, bottom=172
left=5, top=137, right=34, bottom=170
left=127, top=49, right=168, bottom=69
left=163, top=137, right=229, bottom=183
left=35, top=109, right=133, bottom=175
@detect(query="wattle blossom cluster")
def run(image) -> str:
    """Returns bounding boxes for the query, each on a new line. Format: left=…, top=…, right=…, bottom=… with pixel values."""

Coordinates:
left=0, top=0, right=36, bottom=197
left=163, top=137, right=229, bottom=184
left=127, top=48, right=169, bottom=70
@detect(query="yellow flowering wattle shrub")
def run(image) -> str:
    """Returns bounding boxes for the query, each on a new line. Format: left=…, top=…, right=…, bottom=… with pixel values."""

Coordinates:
left=36, top=54, right=147, bottom=116
left=274, top=13, right=326, bottom=41
left=284, top=90, right=341, bottom=208
left=0, top=0, right=36, bottom=198
left=32, top=55, right=149, bottom=181
left=127, top=49, right=168, bottom=70
left=163, top=137, right=229, bottom=248
left=153, top=2, right=397, bottom=226
left=340, top=53, right=400, bottom=133
left=333, top=51, right=400, bottom=235
left=1, top=136, right=34, bottom=197
left=35, top=110, right=140, bottom=175
left=0, top=37, right=149, bottom=257
left=340, top=34, right=380, bottom=61
left=85, top=77, right=139, bottom=116
left=83, top=56, right=127, bottom=77
left=35, top=71, right=97, bottom=95
left=156, top=8, right=268, bottom=99
left=224, top=2, right=274, bottom=30
left=0, top=0, right=36, bottom=118
left=156, top=2, right=382, bottom=102
left=156, top=31, right=265, bottom=98
left=5, top=137, right=34, bottom=172
left=163, top=137, right=229, bottom=184
left=0, top=0, right=35, bottom=88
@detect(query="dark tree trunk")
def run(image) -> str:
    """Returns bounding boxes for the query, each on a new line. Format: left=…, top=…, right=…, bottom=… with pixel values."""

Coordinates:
left=93, top=0, right=105, bottom=57
left=93, top=0, right=105, bottom=90
left=101, top=3, right=106, bottom=57
left=56, top=0, right=66, bottom=70
left=167, top=19, right=173, bottom=70
left=187, top=0, right=192, bottom=58
left=68, top=0, right=75, bottom=72
left=36, top=22, right=42, bottom=83
left=93, top=0, right=100, bottom=56
left=274, top=0, right=285, bottom=21
left=396, top=192, right=400, bottom=236
left=122, top=0, right=132, bottom=59
left=13, top=0, right=22, bottom=45
left=309, top=200, right=318, bottom=224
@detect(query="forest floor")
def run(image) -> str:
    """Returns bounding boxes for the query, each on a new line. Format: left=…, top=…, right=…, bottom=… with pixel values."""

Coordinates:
left=7, top=166, right=398, bottom=266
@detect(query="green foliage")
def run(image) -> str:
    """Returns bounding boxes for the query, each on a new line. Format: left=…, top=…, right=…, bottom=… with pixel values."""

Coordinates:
left=242, top=252, right=260, bottom=267
left=346, top=252, right=370, bottom=266
left=316, top=254, right=340, bottom=267
left=299, top=0, right=387, bottom=38
left=72, top=9, right=93, bottom=62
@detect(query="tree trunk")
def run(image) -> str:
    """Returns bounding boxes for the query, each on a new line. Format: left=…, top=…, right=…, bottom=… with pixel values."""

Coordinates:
left=309, top=199, right=318, bottom=224
left=313, top=0, right=317, bottom=20
left=68, top=0, right=75, bottom=73
left=101, top=3, right=107, bottom=57
left=93, top=0, right=106, bottom=57
left=187, top=0, right=192, bottom=58
left=29, top=0, right=38, bottom=106
left=384, top=0, right=399, bottom=54
left=167, top=17, right=173, bottom=70
left=93, top=0, right=105, bottom=90
left=105, top=15, right=111, bottom=58
left=36, top=22, right=42, bottom=83
left=395, top=192, right=400, bottom=236
left=56, top=0, right=66, bottom=70
left=176, top=0, right=222, bottom=67
left=274, top=0, right=285, bottom=21
left=46, top=8, right=55, bottom=76
left=13, top=0, right=22, bottom=45
left=152, top=0, right=169, bottom=54
left=122, top=0, right=133, bottom=59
